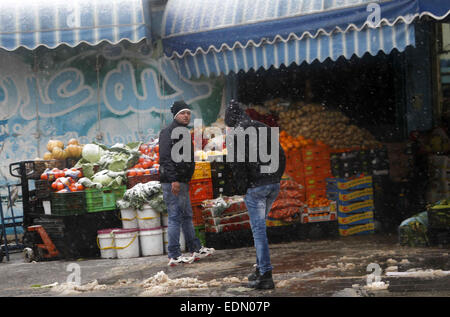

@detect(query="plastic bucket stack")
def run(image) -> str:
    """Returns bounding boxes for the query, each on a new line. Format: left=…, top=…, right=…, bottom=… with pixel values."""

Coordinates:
left=113, top=228, right=140, bottom=259
left=137, top=205, right=161, bottom=229
left=120, top=207, right=138, bottom=229
left=139, top=227, right=164, bottom=256
left=97, top=228, right=118, bottom=259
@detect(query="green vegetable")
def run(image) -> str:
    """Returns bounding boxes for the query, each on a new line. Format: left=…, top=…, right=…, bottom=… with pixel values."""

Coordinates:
left=82, top=144, right=103, bottom=163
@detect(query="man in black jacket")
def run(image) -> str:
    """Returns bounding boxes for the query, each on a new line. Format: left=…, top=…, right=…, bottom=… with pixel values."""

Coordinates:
left=225, top=100, right=286, bottom=289
left=159, top=100, right=215, bottom=266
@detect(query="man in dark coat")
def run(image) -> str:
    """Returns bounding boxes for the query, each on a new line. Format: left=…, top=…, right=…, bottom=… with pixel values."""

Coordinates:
left=159, top=100, right=215, bottom=266
left=225, top=100, right=286, bottom=289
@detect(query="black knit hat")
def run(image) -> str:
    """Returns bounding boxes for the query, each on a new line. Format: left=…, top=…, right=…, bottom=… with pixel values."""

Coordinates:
left=225, top=99, right=244, bottom=127
left=170, top=100, right=191, bottom=118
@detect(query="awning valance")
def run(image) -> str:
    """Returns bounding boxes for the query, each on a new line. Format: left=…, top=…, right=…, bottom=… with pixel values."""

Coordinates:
left=0, top=0, right=152, bottom=51
left=162, top=0, right=450, bottom=78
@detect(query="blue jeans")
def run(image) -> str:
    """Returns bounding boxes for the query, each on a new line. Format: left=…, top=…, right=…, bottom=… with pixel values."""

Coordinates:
left=244, top=183, right=280, bottom=275
left=162, top=183, right=202, bottom=259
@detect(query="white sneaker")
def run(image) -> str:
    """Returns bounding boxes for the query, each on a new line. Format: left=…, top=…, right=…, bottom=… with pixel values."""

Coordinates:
left=192, top=247, right=215, bottom=261
left=168, top=256, right=195, bottom=266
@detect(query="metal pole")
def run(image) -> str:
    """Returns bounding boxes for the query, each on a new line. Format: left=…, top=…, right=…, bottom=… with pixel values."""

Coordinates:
left=0, top=193, right=9, bottom=261
left=7, top=185, right=19, bottom=246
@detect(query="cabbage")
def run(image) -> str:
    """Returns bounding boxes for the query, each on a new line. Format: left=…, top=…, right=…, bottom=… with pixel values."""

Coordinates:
left=82, top=144, right=103, bottom=163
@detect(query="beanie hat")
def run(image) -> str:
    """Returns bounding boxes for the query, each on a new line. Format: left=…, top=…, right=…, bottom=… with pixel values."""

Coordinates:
left=224, top=99, right=244, bottom=127
left=170, top=100, right=191, bottom=118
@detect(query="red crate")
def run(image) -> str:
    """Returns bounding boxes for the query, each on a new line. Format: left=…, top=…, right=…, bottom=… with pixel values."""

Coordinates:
left=301, top=145, right=330, bottom=162
left=127, top=174, right=160, bottom=189
left=189, top=178, right=213, bottom=204
left=192, top=203, right=205, bottom=226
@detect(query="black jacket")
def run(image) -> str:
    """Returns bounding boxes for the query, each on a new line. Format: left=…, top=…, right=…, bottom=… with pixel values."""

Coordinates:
left=225, top=106, right=286, bottom=190
left=158, top=120, right=195, bottom=184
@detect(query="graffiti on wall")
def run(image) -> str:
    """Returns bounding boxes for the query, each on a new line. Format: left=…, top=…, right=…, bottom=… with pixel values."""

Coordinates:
left=0, top=41, right=224, bottom=185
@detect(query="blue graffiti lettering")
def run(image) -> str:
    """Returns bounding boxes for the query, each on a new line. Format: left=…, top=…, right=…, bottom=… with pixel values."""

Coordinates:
left=20, top=68, right=94, bottom=120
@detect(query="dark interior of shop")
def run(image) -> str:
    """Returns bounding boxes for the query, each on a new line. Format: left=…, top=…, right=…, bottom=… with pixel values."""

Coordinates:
left=237, top=51, right=406, bottom=142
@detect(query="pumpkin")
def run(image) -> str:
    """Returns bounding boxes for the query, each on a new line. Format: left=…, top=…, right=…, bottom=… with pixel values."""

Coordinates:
left=68, top=138, right=80, bottom=146
left=43, top=152, right=53, bottom=160
left=66, top=144, right=83, bottom=158
left=47, top=140, right=64, bottom=152
left=51, top=147, right=65, bottom=160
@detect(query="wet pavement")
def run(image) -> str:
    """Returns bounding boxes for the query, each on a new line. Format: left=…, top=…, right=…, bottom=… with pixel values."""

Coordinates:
left=0, top=233, right=449, bottom=298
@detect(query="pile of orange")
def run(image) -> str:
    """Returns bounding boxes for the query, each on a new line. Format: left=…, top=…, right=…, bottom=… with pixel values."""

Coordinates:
left=279, top=131, right=317, bottom=151
left=306, top=196, right=331, bottom=208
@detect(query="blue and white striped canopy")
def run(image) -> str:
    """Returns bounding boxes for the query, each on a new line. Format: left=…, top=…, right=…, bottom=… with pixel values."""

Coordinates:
left=162, top=0, right=450, bottom=78
left=0, top=0, right=152, bottom=51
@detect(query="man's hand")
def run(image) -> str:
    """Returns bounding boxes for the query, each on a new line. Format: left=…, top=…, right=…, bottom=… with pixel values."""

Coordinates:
left=171, top=181, right=180, bottom=196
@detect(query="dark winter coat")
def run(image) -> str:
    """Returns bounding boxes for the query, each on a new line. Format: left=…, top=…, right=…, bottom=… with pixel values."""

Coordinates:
left=158, top=120, right=195, bottom=184
left=225, top=103, right=286, bottom=191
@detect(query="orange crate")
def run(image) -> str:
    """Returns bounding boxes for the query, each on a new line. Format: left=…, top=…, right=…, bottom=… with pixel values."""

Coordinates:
left=286, top=149, right=302, bottom=165
left=306, top=189, right=327, bottom=200
left=192, top=203, right=205, bottom=226
left=301, top=145, right=330, bottom=162
left=304, top=176, right=327, bottom=191
left=302, top=159, right=332, bottom=177
left=189, top=178, right=213, bottom=204
left=127, top=174, right=160, bottom=189
left=285, top=166, right=304, bottom=184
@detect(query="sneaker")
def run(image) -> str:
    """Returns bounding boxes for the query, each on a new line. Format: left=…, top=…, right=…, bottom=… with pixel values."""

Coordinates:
left=248, top=270, right=275, bottom=290
left=248, top=264, right=260, bottom=282
left=168, top=256, right=195, bottom=267
left=192, top=247, right=215, bottom=261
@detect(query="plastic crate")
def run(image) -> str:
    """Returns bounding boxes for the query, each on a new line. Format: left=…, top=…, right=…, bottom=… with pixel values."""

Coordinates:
left=189, top=179, right=213, bottom=204
left=301, top=145, right=330, bottom=162
left=32, top=160, right=67, bottom=180
left=50, top=191, right=86, bottom=216
left=192, top=204, right=205, bottom=226
left=338, top=211, right=374, bottom=226
left=85, top=186, right=126, bottom=213
left=194, top=225, right=206, bottom=245
left=127, top=174, right=159, bottom=189
left=427, top=206, right=450, bottom=230
left=192, top=162, right=212, bottom=180
left=338, top=221, right=375, bottom=237
left=301, top=211, right=336, bottom=224
left=302, top=160, right=332, bottom=178
left=35, top=180, right=52, bottom=199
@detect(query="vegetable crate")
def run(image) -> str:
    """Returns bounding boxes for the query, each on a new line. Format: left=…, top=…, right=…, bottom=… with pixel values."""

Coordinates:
left=50, top=192, right=86, bottom=216
left=85, top=186, right=126, bottom=213
left=301, top=211, right=336, bottom=224
left=31, top=160, right=67, bottom=180
left=194, top=225, right=206, bottom=246
left=192, top=203, right=205, bottom=226
left=35, top=180, right=52, bottom=199
left=127, top=174, right=160, bottom=189
left=301, top=145, right=331, bottom=162
left=189, top=179, right=213, bottom=205
left=192, top=162, right=212, bottom=180
left=427, top=206, right=450, bottom=230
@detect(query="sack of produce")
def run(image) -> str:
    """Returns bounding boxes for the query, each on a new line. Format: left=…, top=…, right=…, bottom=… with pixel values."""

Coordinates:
left=398, top=212, right=429, bottom=247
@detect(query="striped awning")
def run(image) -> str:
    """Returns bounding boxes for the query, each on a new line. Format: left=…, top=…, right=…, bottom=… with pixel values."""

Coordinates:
left=0, top=0, right=152, bottom=51
left=162, top=0, right=450, bottom=78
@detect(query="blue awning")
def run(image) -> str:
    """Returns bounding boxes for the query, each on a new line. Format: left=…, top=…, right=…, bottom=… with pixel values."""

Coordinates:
left=0, top=0, right=152, bottom=51
left=162, top=0, right=450, bottom=78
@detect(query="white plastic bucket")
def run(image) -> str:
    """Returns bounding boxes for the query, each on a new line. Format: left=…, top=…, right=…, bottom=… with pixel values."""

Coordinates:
left=97, top=228, right=118, bottom=259
left=113, top=228, right=140, bottom=259
left=162, top=213, right=168, bottom=227
left=139, top=227, right=164, bottom=256
left=163, top=226, right=186, bottom=253
left=120, top=208, right=138, bottom=229
left=137, top=205, right=161, bottom=229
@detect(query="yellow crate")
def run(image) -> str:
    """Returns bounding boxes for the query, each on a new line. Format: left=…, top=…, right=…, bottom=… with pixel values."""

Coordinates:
left=339, top=222, right=375, bottom=236
left=192, top=162, right=212, bottom=180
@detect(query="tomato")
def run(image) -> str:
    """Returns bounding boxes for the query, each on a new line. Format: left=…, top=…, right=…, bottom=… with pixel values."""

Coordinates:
left=69, top=185, right=77, bottom=192
left=128, top=170, right=137, bottom=177
left=51, top=182, right=58, bottom=190
left=41, top=173, right=48, bottom=180
left=136, top=170, right=144, bottom=176
left=57, top=183, right=64, bottom=191
left=139, top=157, right=145, bottom=163
left=144, top=169, right=150, bottom=175
left=76, top=184, right=84, bottom=191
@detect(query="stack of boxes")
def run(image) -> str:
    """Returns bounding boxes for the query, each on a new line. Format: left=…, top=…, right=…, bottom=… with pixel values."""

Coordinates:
left=326, top=175, right=375, bottom=236
left=284, top=145, right=336, bottom=224
left=189, top=161, right=214, bottom=244
left=330, top=147, right=389, bottom=179
left=285, top=144, right=332, bottom=201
